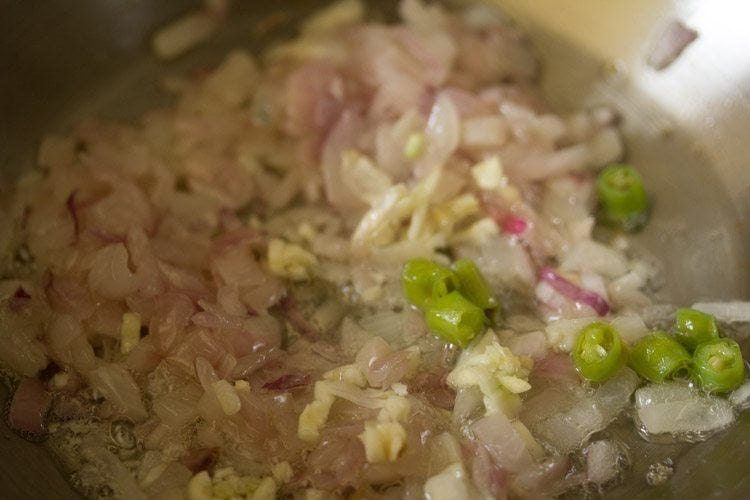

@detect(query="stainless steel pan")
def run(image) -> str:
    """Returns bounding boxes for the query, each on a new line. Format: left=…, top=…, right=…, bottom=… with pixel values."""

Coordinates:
left=1, top=1, right=748, bottom=498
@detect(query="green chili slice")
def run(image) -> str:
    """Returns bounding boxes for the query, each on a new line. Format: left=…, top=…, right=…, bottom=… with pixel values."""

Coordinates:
left=596, top=164, right=649, bottom=231
left=424, top=291, right=485, bottom=348
left=572, top=322, right=626, bottom=382
left=629, top=332, right=692, bottom=383
left=453, top=259, right=499, bottom=317
left=692, top=338, right=745, bottom=393
left=674, top=308, right=719, bottom=352
left=401, top=258, right=460, bottom=310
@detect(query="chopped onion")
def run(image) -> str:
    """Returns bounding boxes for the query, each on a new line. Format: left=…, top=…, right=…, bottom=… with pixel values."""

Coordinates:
left=585, top=440, right=623, bottom=485
left=635, top=382, right=735, bottom=439
left=531, top=368, right=638, bottom=453
left=729, top=381, right=750, bottom=410
left=539, top=267, right=610, bottom=316
left=470, top=412, right=534, bottom=473
left=8, top=378, right=51, bottom=437
left=87, top=364, right=148, bottom=422
left=692, top=301, right=750, bottom=323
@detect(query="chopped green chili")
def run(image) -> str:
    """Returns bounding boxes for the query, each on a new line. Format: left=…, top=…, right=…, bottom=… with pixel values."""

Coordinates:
left=596, top=164, right=649, bottom=231
left=452, top=259, right=499, bottom=316
left=401, top=258, right=459, bottom=310
left=572, top=322, right=626, bottom=382
left=629, top=332, right=692, bottom=383
left=424, top=291, right=485, bottom=348
left=674, top=308, right=719, bottom=352
left=692, top=338, right=745, bottom=393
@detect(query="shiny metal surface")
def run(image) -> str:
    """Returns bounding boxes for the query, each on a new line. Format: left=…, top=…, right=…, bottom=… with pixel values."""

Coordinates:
left=1, top=0, right=749, bottom=498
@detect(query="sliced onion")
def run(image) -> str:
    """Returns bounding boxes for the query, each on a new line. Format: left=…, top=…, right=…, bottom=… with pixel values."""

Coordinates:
left=539, top=267, right=610, bottom=316
left=8, top=378, right=52, bottom=437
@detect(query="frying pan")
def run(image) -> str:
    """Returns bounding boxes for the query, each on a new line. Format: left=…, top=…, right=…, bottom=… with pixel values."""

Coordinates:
left=1, top=0, right=749, bottom=498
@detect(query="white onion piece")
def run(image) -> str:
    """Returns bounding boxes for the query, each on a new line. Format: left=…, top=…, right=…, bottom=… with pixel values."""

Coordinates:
left=692, top=302, right=750, bottom=323
left=211, top=244, right=265, bottom=288
left=470, top=413, right=534, bottom=473
left=321, top=111, right=367, bottom=211
left=560, top=240, right=629, bottom=279
left=729, top=381, right=750, bottom=410
left=610, top=315, right=649, bottom=345
left=545, top=317, right=597, bottom=353
left=452, top=386, right=484, bottom=425
left=535, top=368, right=638, bottom=453
left=87, top=364, right=148, bottom=421
left=585, top=440, right=622, bottom=485
left=635, top=382, right=735, bottom=439
left=153, top=384, right=202, bottom=426
left=461, top=115, right=509, bottom=149
left=87, top=243, right=141, bottom=300
left=358, top=310, right=404, bottom=345
left=415, top=93, right=460, bottom=177
left=505, top=331, right=547, bottom=360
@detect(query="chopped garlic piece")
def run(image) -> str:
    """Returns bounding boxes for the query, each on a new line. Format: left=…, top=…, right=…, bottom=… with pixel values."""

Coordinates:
left=304, top=489, right=327, bottom=500
left=424, top=464, right=472, bottom=500
left=203, top=51, right=258, bottom=107
left=297, top=222, right=316, bottom=242
left=213, top=380, right=241, bottom=416
left=447, top=331, right=533, bottom=416
left=358, top=420, right=407, bottom=463
left=470, top=156, right=507, bottom=191
left=251, top=477, right=277, bottom=500
left=120, top=312, right=142, bottom=355
left=352, top=167, right=441, bottom=246
left=351, top=184, right=410, bottom=245
left=299, top=370, right=413, bottom=442
left=340, top=149, right=394, bottom=204
left=187, top=467, right=277, bottom=500
left=377, top=395, right=411, bottom=423
left=187, top=470, right=213, bottom=500
left=298, top=382, right=335, bottom=442
left=497, top=375, right=532, bottom=394
left=323, top=364, right=367, bottom=387
left=390, top=382, right=408, bottom=396
left=234, top=380, right=251, bottom=392
left=449, top=217, right=499, bottom=245
left=267, top=238, right=318, bottom=281
left=430, top=193, right=479, bottom=233
left=51, top=372, right=70, bottom=390
left=271, top=461, right=294, bottom=484
left=152, top=11, right=219, bottom=60
left=404, top=132, right=426, bottom=160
